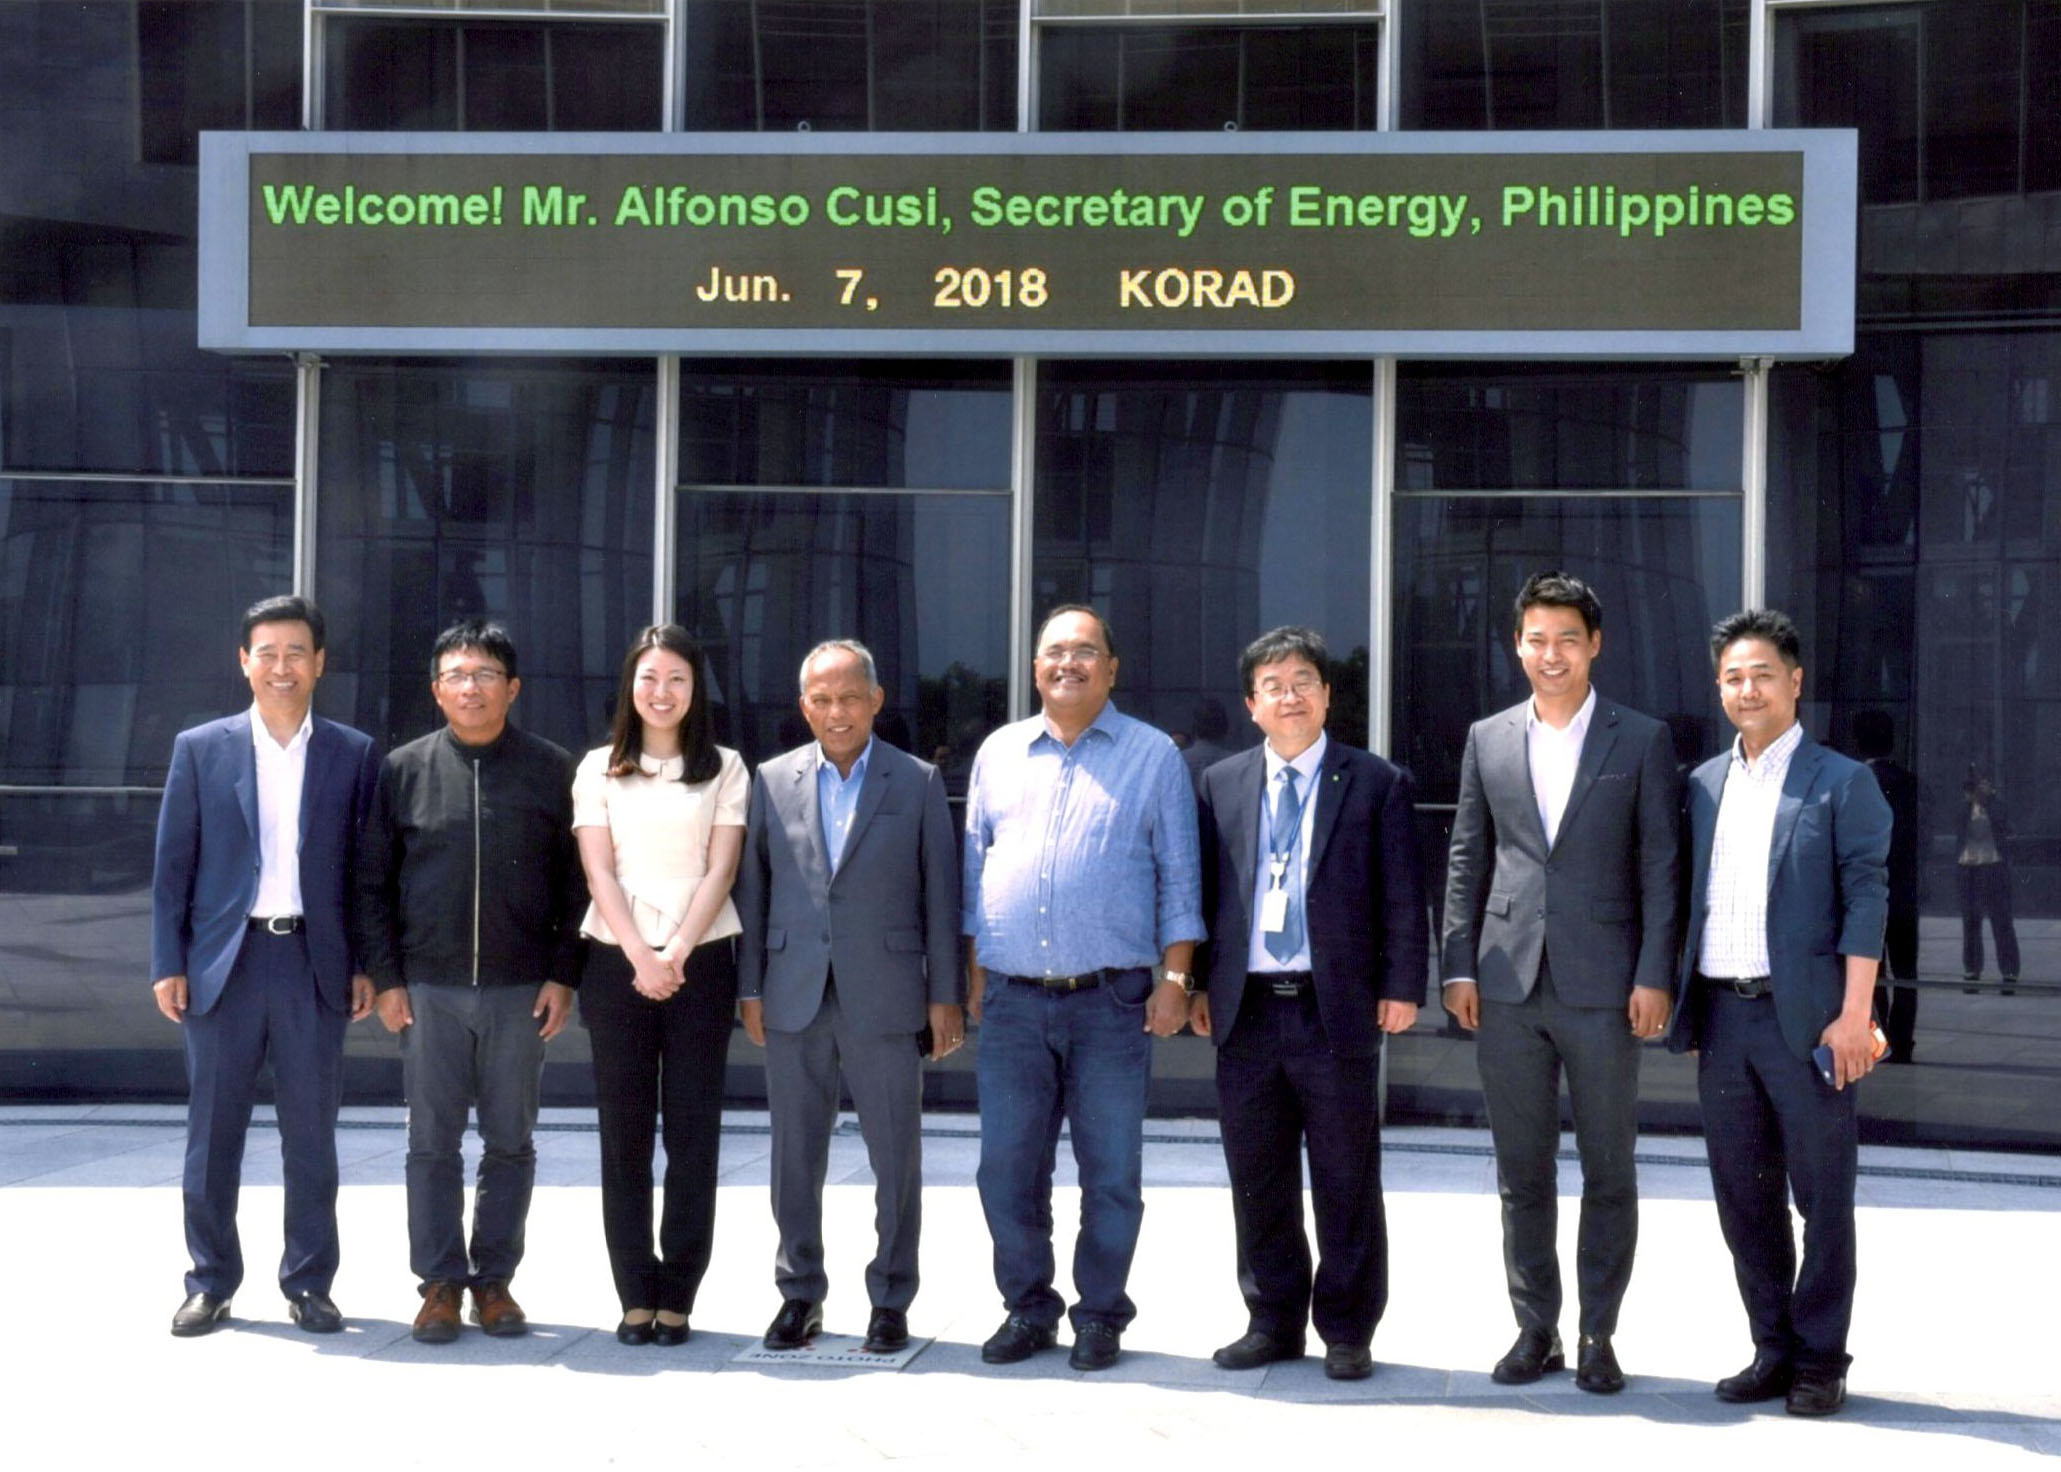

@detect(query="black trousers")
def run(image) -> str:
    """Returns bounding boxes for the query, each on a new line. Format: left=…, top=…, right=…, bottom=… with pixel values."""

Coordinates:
left=1215, top=986, right=1387, bottom=1350
left=1697, top=986, right=1858, bottom=1374
left=1959, top=864, right=2021, bottom=979
left=1475, top=957, right=1642, bottom=1338
left=581, top=938, right=737, bottom=1314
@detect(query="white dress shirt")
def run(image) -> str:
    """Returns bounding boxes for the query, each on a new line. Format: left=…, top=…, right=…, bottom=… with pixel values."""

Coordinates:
left=1699, top=720, right=1805, bottom=978
left=249, top=705, right=312, bottom=918
left=1527, top=686, right=1595, bottom=850
left=1247, top=733, right=1325, bottom=974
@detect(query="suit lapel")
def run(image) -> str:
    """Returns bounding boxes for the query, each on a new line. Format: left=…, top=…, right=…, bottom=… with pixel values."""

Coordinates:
left=841, top=747, right=891, bottom=866
left=1223, top=747, right=1267, bottom=903
left=1496, top=706, right=1550, bottom=853
left=299, top=719, right=333, bottom=858
left=789, top=751, right=833, bottom=889
left=1304, top=740, right=1351, bottom=879
left=229, top=718, right=259, bottom=846
left=1551, top=701, right=1619, bottom=851
left=1767, top=737, right=1822, bottom=893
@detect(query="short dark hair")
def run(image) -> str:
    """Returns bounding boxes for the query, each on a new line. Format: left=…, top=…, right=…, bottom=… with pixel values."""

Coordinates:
left=241, top=594, right=326, bottom=652
left=430, top=618, right=519, bottom=681
left=1036, top=603, right=1117, bottom=660
left=1239, top=626, right=1331, bottom=697
left=1710, top=608, right=1802, bottom=670
left=607, top=624, right=721, bottom=784
left=1512, top=571, right=1602, bottom=638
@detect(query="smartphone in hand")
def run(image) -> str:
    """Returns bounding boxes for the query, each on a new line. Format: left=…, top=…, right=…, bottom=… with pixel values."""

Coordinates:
left=1813, top=1024, right=1890, bottom=1085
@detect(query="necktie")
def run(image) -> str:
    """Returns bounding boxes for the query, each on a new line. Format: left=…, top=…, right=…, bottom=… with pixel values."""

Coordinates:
left=1266, top=766, right=1305, bottom=964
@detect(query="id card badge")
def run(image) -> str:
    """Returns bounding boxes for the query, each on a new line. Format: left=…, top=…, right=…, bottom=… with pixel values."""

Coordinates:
left=1261, top=886, right=1290, bottom=934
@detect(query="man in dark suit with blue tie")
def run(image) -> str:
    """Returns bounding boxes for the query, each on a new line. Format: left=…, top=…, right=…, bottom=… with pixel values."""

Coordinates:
left=1669, top=609, right=1890, bottom=1417
left=735, top=639, right=963, bottom=1356
left=1192, top=626, right=1427, bottom=1382
left=1440, top=573, right=1679, bottom=1394
left=151, top=595, right=380, bottom=1337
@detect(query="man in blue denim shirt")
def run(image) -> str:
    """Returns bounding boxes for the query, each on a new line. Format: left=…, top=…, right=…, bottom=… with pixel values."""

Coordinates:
left=963, top=605, right=1206, bottom=1372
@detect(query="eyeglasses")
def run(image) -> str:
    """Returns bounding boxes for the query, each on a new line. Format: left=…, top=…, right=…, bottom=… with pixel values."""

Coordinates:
left=436, top=668, right=507, bottom=689
left=1038, top=644, right=1108, bottom=666
left=1254, top=678, right=1323, bottom=704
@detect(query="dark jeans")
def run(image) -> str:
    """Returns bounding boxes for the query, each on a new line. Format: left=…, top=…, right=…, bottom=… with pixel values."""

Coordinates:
left=1959, top=864, right=2021, bottom=979
left=974, top=969, right=1153, bottom=1334
left=1475, top=958, right=1642, bottom=1338
left=400, top=982, right=547, bottom=1287
left=1216, top=987, right=1388, bottom=1349
left=181, top=928, right=346, bottom=1300
left=1697, top=987, right=1859, bottom=1374
left=581, top=938, right=737, bottom=1314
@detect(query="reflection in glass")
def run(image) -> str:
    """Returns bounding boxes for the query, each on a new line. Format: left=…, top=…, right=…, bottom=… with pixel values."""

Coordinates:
left=1398, top=366, right=1744, bottom=492
left=1035, top=364, right=1373, bottom=750
left=684, top=1, right=1016, bottom=131
left=1403, top=0, right=1746, bottom=131
left=323, top=16, right=663, bottom=130
left=676, top=490, right=1012, bottom=790
left=316, top=360, right=656, bottom=755
left=1390, top=495, right=1741, bottom=803
left=0, top=1, right=301, bottom=476
left=1038, top=23, right=1379, bottom=130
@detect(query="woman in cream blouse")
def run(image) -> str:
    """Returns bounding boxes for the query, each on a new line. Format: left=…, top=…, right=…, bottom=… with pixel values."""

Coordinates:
left=573, top=624, right=748, bottom=1345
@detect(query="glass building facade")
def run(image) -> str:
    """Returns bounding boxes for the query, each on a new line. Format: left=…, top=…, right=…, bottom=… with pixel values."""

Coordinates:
left=2, top=0, right=2055, bottom=1149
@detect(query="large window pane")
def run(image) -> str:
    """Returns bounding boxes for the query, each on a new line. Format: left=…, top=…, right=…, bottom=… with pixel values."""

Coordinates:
left=676, top=360, right=1014, bottom=775
left=1402, top=0, right=1747, bottom=131
left=684, top=1, right=1016, bottom=131
left=0, top=477, right=291, bottom=1084
left=1038, top=23, right=1380, bottom=130
left=1034, top=363, right=1373, bottom=751
left=323, top=16, right=664, bottom=130
left=1389, top=495, right=1739, bottom=804
left=316, top=360, right=656, bottom=755
left=0, top=1, right=300, bottom=476
left=1398, top=366, right=1744, bottom=492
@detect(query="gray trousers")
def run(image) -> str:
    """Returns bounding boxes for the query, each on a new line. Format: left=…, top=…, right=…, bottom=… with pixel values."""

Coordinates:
left=1476, top=957, right=1642, bottom=1338
left=401, top=983, right=547, bottom=1288
left=765, top=980, right=924, bottom=1311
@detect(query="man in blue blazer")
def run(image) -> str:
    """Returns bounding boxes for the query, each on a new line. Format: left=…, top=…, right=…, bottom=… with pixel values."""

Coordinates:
left=735, top=640, right=963, bottom=1356
left=151, top=595, right=380, bottom=1336
left=1193, top=626, right=1427, bottom=1382
left=1668, top=608, right=1890, bottom=1417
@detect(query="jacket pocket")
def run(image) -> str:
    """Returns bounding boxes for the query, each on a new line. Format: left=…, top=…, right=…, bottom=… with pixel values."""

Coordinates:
left=765, top=927, right=788, bottom=951
left=1487, top=893, right=1513, bottom=917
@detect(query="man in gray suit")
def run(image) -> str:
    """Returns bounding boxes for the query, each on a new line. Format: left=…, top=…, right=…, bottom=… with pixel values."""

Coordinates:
left=736, top=639, right=964, bottom=1355
left=1441, top=572, right=1680, bottom=1394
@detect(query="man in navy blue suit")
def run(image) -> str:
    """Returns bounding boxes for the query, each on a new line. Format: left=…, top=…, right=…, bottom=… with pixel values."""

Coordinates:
left=1192, top=626, right=1427, bottom=1382
left=151, top=595, right=380, bottom=1337
left=1669, top=608, right=1890, bottom=1417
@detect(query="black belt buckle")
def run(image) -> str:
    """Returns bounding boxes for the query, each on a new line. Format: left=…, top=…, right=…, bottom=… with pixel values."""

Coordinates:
left=251, top=915, right=303, bottom=935
left=1028, top=970, right=1104, bottom=992
left=1263, top=972, right=1313, bottom=998
left=1701, top=972, right=1769, bottom=998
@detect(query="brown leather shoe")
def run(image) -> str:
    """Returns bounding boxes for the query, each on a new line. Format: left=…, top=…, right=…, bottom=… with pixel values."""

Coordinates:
left=469, top=1280, right=528, bottom=1338
left=412, top=1281, right=463, bottom=1344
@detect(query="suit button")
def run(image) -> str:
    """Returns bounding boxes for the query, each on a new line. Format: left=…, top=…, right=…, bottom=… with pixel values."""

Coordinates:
left=1536, top=908, right=1545, bottom=918
left=819, top=933, right=830, bottom=943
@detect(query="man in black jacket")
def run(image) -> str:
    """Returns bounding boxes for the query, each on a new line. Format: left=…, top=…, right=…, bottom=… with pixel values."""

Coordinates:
left=357, top=620, right=586, bottom=1343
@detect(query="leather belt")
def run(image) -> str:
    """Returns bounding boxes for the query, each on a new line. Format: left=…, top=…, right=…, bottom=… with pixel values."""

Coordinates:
left=1255, top=970, right=1314, bottom=998
left=1008, top=969, right=1112, bottom=993
left=1698, top=972, right=1771, bottom=998
left=249, top=915, right=305, bottom=935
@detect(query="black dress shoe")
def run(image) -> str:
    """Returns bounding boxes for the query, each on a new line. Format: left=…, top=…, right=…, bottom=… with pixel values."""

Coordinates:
left=616, top=1316, right=656, bottom=1346
left=1323, top=1344, right=1375, bottom=1381
left=652, top=1315, right=690, bottom=1347
left=1575, top=1334, right=1625, bottom=1394
left=762, top=1298, right=823, bottom=1351
left=1213, top=1329, right=1306, bottom=1370
left=1069, top=1322, right=1122, bottom=1372
left=981, top=1315, right=1058, bottom=1365
left=1491, top=1326, right=1565, bottom=1384
left=1785, top=1367, right=1847, bottom=1417
left=862, top=1307, right=910, bottom=1354
left=1714, top=1350, right=1794, bottom=1403
left=287, top=1291, right=344, bottom=1334
left=171, top=1292, right=231, bottom=1337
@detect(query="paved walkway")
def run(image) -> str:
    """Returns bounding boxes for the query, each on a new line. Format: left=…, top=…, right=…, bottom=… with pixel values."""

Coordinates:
left=4, top=1106, right=2056, bottom=1467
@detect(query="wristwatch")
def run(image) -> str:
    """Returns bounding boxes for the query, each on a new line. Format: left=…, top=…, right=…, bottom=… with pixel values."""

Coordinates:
left=1162, top=969, right=1195, bottom=995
